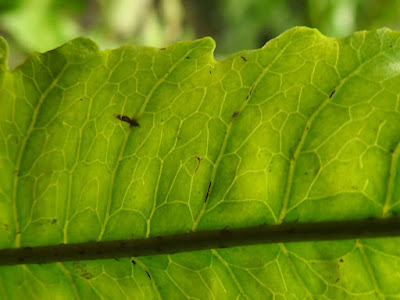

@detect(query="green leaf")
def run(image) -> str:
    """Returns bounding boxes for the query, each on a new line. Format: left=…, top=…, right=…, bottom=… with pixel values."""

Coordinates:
left=1, top=26, right=400, bottom=299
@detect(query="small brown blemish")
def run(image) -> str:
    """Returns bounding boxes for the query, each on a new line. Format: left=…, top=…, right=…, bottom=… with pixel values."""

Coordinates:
left=160, top=47, right=166, bottom=50
left=246, top=86, right=254, bottom=100
left=329, top=90, right=336, bottom=98
left=221, top=226, right=232, bottom=236
left=145, top=271, right=151, bottom=279
left=336, top=278, right=340, bottom=283
left=194, top=156, right=202, bottom=174
left=340, top=259, right=344, bottom=263
left=116, top=114, right=140, bottom=128
left=186, top=56, right=190, bottom=59
left=131, top=260, right=136, bottom=265
left=232, top=111, right=239, bottom=120
left=240, top=56, right=247, bottom=62
left=51, top=219, right=57, bottom=224
left=3, top=224, right=8, bottom=230
left=204, top=182, right=212, bottom=202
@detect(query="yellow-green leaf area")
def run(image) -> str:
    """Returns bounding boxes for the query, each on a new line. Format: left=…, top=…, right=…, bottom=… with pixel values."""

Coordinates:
left=1, top=27, right=400, bottom=299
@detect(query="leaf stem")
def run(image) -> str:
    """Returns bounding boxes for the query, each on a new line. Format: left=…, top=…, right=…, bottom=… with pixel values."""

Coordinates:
left=1, top=217, right=400, bottom=266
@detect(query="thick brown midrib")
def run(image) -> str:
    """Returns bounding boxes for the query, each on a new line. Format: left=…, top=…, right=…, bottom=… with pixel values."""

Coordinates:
left=1, top=217, right=400, bottom=266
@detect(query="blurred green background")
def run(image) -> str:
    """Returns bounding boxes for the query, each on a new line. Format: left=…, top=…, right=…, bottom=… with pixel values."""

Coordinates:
left=1, top=0, right=400, bottom=68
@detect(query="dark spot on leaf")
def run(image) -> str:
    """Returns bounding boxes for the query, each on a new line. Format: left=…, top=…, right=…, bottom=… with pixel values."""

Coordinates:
left=240, top=56, right=247, bottom=62
left=204, top=182, right=212, bottom=202
left=160, top=47, right=166, bottom=50
left=232, top=111, right=239, bottom=120
left=3, top=224, right=8, bottom=230
left=194, top=156, right=202, bottom=173
left=116, top=114, right=140, bottom=128
left=51, top=219, right=57, bottom=224
left=146, top=271, right=151, bottom=279
left=336, top=278, right=340, bottom=283
left=186, top=56, right=190, bottom=59
left=221, top=226, right=232, bottom=236
left=209, top=71, right=211, bottom=74
left=329, top=90, right=336, bottom=98
left=304, top=172, right=308, bottom=175
left=73, top=262, right=94, bottom=280
left=340, top=259, right=344, bottom=263
left=246, top=86, right=254, bottom=100
left=79, top=98, right=83, bottom=101
left=131, top=260, right=136, bottom=265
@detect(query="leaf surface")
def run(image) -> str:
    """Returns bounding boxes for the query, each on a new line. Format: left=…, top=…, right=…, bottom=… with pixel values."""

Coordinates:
left=1, top=27, right=400, bottom=299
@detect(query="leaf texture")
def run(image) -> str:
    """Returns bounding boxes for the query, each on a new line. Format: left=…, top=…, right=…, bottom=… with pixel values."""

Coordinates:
left=1, top=27, right=400, bottom=299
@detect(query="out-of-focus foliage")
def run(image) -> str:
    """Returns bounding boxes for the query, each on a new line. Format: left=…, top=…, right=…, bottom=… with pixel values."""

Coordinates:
left=1, top=0, right=400, bottom=67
